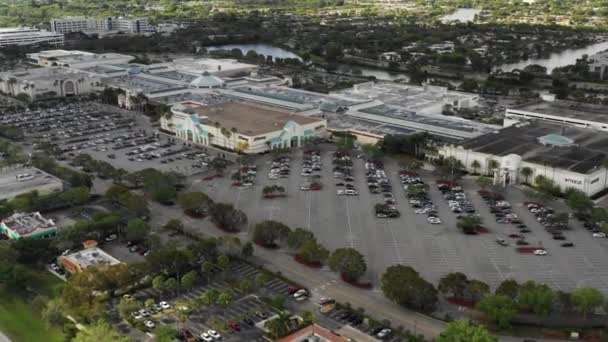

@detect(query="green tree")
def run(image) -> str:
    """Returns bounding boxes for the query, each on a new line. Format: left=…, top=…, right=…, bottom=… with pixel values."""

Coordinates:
left=253, top=220, right=292, bottom=247
left=181, top=270, right=197, bottom=290
left=476, top=176, right=493, bottom=190
left=486, top=159, right=500, bottom=175
left=286, top=227, right=315, bottom=250
left=328, top=248, right=367, bottom=281
left=381, top=264, right=438, bottom=312
left=201, top=261, right=214, bottom=283
left=165, top=277, right=178, bottom=295
left=42, top=298, right=65, bottom=328
left=437, top=320, right=497, bottom=342
left=241, top=241, right=254, bottom=258
left=125, top=218, right=150, bottom=242
left=438, top=272, right=469, bottom=298
left=298, top=239, right=329, bottom=265
left=73, top=320, right=130, bottom=342
left=517, top=281, right=554, bottom=316
left=155, top=325, right=178, bottom=342
left=239, top=279, right=253, bottom=293
left=571, top=287, right=605, bottom=319
left=520, top=166, right=533, bottom=183
left=153, top=275, right=166, bottom=294
left=209, top=202, right=248, bottom=232
left=118, top=297, right=141, bottom=323
left=217, top=290, right=234, bottom=308
left=467, top=280, right=490, bottom=303
left=564, top=188, right=593, bottom=213
left=471, top=160, right=481, bottom=174
left=177, top=191, right=211, bottom=216
left=255, top=273, right=271, bottom=289
left=495, top=279, right=519, bottom=298
left=477, top=295, right=517, bottom=330
left=264, top=311, right=291, bottom=340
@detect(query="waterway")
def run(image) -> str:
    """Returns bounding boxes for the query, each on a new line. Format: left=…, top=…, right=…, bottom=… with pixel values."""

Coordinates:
left=441, top=8, right=482, bottom=23
left=496, top=40, right=608, bottom=73
left=205, top=43, right=302, bottom=61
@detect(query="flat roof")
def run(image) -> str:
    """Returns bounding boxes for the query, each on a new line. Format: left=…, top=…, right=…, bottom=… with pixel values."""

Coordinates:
left=0, top=67, right=94, bottom=82
left=461, top=121, right=608, bottom=174
left=0, top=167, right=63, bottom=200
left=1, top=212, right=55, bottom=236
left=180, top=102, right=324, bottom=136
left=63, top=247, right=121, bottom=269
left=509, top=100, right=608, bottom=123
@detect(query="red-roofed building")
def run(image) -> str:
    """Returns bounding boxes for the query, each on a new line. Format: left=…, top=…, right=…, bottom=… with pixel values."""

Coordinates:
left=278, top=324, right=350, bottom=342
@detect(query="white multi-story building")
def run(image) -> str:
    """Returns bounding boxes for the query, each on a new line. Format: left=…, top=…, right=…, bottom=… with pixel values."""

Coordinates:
left=0, top=27, right=63, bottom=48
left=162, top=101, right=327, bottom=154
left=50, top=16, right=152, bottom=34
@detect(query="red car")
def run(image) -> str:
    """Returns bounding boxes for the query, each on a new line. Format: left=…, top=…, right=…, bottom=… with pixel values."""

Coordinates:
left=203, top=175, right=215, bottom=181
left=228, top=321, right=241, bottom=331
left=287, top=286, right=299, bottom=294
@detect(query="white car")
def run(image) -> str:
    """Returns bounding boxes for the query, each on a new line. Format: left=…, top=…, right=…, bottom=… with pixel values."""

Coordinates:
left=377, top=328, right=392, bottom=339
left=300, top=185, right=310, bottom=191
left=200, top=333, right=213, bottom=342
left=337, top=190, right=345, bottom=196
left=208, top=330, right=221, bottom=339
left=104, top=234, right=117, bottom=242
left=144, top=320, right=155, bottom=329
left=593, top=232, right=606, bottom=238
left=427, top=217, right=442, bottom=224
left=131, top=311, right=143, bottom=320
left=533, top=249, right=547, bottom=256
left=293, top=289, right=308, bottom=299
left=159, top=301, right=170, bottom=310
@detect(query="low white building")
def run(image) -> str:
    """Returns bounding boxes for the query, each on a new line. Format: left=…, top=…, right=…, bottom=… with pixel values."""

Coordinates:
left=162, top=100, right=327, bottom=154
left=439, top=121, right=608, bottom=196
left=26, top=50, right=134, bottom=68
left=380, top=52, right=402, bottom=62
left=0, top=27, right=63, bottom=48
left=588, top=50, right=608, bottom=80
left=0, top=68, right=101, bottom=100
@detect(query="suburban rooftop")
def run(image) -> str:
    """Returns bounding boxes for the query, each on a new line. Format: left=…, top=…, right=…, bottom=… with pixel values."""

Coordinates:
left=2, top=212, right=55, bottom=235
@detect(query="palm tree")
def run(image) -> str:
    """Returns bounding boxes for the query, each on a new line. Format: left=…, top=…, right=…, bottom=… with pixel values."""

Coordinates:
left=201, top=261, right=214, bottom=283
left=487, top=159, right=500, bottom=175
left=471, top=160, right=481, bottom=175
left=520, top=166, right=533, bottom=184
left=264, top=311, right=292, bottom=340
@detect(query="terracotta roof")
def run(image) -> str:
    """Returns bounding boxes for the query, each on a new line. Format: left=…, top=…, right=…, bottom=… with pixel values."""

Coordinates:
left=278, top=324, right=350, bottom=342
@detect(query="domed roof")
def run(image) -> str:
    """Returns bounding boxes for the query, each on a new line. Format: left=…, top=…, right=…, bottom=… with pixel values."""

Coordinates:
left=127, top=65, right=143, bottom=74
left=190, top=73, right=224, bottom=88
left=538, top=134, right=576, bottom=147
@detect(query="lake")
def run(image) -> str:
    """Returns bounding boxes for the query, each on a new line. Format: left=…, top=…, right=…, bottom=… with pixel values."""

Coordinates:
left=205, top=44, right=302, bottom=61
left=336, top=64, right=410, bottom=82
left=441, top=8, right=481, bottom=23
left=496, top=40, right=608, bottom=73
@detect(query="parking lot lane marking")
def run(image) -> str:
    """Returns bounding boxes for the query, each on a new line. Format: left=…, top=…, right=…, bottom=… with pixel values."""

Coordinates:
left=307, top=190, right=312, bottom=231
left=479, top=240, right=505, bottom=281
left=383, top=220, right=403, bottom=265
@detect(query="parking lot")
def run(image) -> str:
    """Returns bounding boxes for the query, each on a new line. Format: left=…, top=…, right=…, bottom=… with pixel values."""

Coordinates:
left=196, top=144, right=608, bottom=293
left=121, top=260, right=309, bottom=341
left=2, top=102, right=212, bottom=175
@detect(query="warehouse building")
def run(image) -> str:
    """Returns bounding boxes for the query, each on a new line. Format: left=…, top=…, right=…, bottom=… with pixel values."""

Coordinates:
left=163, top=100, right=327, bottom=154
left=0, top=212, right=57, bottom=240
left=504, top=98, right=608, bottom=132
left=439, top=120, right=608, bottom=196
